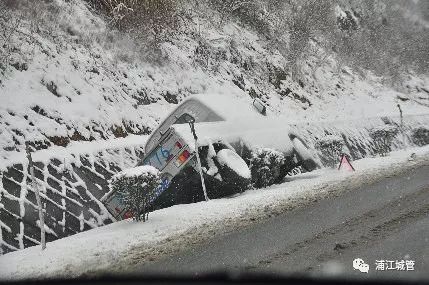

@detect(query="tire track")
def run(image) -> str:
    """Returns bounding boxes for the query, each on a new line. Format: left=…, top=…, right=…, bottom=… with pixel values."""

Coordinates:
left=256, top=186, right=429, bottom=272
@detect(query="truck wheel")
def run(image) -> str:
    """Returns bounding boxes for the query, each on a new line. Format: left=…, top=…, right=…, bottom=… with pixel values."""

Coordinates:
left=292, top=137, right=322, bottom=172
left=216, top=149, right=251, bottom=192
left=202, top=146, right=251, bottom=198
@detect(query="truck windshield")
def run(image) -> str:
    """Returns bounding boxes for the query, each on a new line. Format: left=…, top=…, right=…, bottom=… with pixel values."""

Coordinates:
left=174, top=113, right=194, bottom=124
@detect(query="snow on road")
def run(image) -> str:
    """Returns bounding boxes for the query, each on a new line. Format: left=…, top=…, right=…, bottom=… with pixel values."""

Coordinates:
left=1, top=146, right=429, bottom=280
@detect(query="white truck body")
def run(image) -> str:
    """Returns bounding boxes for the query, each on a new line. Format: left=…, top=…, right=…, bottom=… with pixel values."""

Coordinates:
left=102, top=93, right=317, bottom=220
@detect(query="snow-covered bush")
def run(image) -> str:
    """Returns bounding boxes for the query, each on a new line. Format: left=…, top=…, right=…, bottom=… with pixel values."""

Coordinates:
left=315, top=135, right=345, bottom=168
left=95, top=0, right=137, bottom=23
left=369, top=125, right=399, bottom=156
left=411, top=127, right=429, bottom=147
left=110, top=165, right=161, bottom=221
left=250, top=148, right=285, bottom=188
left=88, top=0, right=177, bottom=39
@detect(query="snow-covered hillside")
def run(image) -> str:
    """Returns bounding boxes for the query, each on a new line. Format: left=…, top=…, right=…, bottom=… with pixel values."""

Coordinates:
left=0, top=0, right=428, bottom=256
left=1, top=0, right=428, bottom=164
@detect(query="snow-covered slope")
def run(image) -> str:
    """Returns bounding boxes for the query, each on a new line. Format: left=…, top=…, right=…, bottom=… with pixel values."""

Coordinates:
left=0, top=0, right=428, bottom=256
left=1, top=0, right=428, bottom=164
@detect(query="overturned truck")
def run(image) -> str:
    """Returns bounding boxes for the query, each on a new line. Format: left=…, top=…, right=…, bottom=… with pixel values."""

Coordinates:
left=103, top=94, right=322, bottom=220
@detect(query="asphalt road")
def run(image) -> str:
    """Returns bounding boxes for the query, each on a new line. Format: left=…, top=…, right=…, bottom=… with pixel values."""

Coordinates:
left=137, top=164, right=429, bottom=280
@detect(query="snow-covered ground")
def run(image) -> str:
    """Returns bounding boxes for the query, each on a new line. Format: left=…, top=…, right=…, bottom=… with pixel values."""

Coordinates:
left=1, top=145, right=429, bottom=280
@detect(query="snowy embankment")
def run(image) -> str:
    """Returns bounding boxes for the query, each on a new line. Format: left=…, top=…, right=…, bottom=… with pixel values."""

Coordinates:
left=0, top=134, right=148, bottom=255
left=2, top=0, right=428, bottom=165
left=0, top=134, right=148, bottom=172
left=1, top=146, right=429, bottom=280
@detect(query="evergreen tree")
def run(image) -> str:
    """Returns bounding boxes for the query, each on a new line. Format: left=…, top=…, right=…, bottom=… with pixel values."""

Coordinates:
left=250, top=147, right=285, bottom=188
left=111, top=166, right=161, bottom=221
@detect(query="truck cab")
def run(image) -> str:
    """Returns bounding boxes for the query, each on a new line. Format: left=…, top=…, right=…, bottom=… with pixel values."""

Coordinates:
left=102, top=94, right=252, bottom=220
left=102, top=94, right=320, bottom=220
